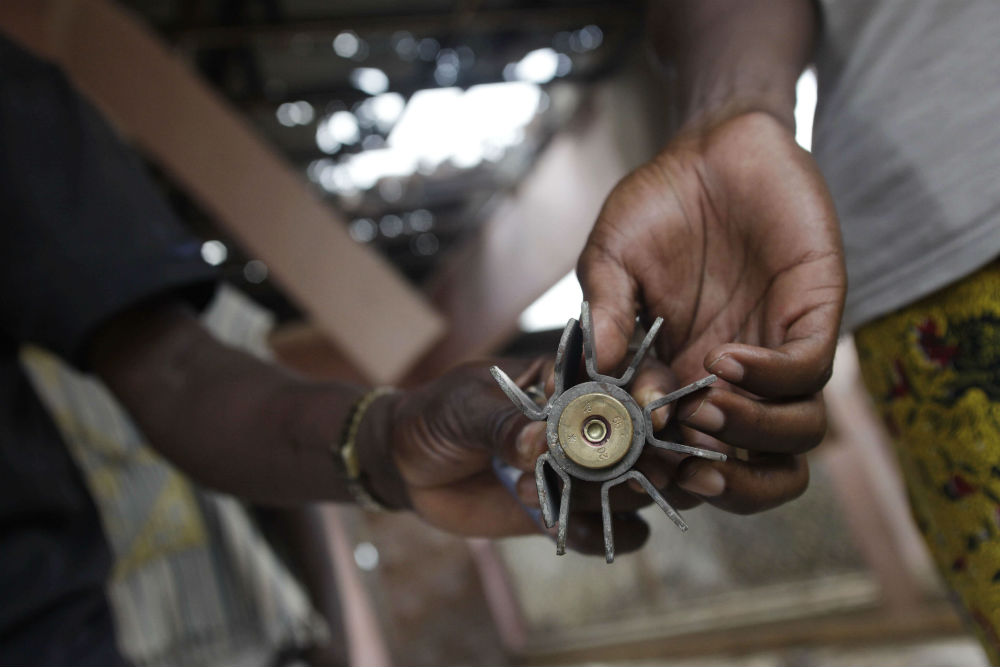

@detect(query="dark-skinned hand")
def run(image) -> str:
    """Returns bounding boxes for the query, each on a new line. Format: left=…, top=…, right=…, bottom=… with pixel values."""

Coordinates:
left=576, top=111, right=847, bottom=515
left=376, top=357, right=681, bottom=556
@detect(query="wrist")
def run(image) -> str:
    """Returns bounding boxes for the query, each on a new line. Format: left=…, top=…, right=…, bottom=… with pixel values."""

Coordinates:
left=354, top=390, right=412, bottom=511
left=651, top=0, right=815, bottom=139
left=676, top=82, right=797, bottom=137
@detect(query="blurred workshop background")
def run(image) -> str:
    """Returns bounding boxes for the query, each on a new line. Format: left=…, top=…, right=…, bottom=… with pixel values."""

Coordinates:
left=0, top=1, right=990, bottom=665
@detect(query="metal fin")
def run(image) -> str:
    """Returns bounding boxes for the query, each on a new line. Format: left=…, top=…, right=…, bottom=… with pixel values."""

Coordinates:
left=534, top=453, right=558, bottom=528
left=646, top=438, right=728, bottom=461
left=599, top=478, right=617, bottom=563
left=581, top=302, right=663, bottom=387
left=554, top=465, right=571, bottom=556
left=629, top=470, right=688, bottom=531
left=552, top=317, right=583, bottom=399
left=643, top=374, right=718, bottom=414
left=601, top=470, right=688, bottom=563
left=535, top=453, right=572, bottom=556
left=642, top=373, right=726, bottom=461
left=489, top=366, right=548, bottom=421
left=621, top=317, right=663, bottom=383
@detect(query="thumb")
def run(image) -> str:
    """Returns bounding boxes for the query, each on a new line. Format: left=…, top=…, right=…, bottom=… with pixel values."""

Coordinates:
left=576, top=247, right=637, bottom=374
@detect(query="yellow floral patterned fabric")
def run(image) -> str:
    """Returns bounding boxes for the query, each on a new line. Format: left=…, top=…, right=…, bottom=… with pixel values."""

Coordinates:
left=855, top=261, right=1000, bottom=663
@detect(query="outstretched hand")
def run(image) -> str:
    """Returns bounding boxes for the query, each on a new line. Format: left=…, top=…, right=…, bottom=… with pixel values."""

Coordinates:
left=377, top=359, right=654, bottom=556
left=577, top=111, right=846, bottom=514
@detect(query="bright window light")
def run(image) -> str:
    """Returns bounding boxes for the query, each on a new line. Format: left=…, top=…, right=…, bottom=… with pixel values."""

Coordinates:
left=320, top=148, right=418, bottom=193
left=275, top=100, right=314, bottom=127
left=319, top=82, right=543, bottom=194
left=315, top=127, right=340, bottom=154
left=512, top=48, right=560, bottom=84
left=333, top=31, right=360, bottom=58
left=200, top=240, right=228, bottom=266
left=319, top=163, right=354, bottom=192
left=327, top=111, right=361, bottom=144
left=368, top=92, right=406, bottom=132
left=389, top=82, right=541, bottom=170
left=388, top=87, right=463, bottom=167
left=519, top=271, right=584, bottom=332
left=353, top=542, right=379, bottom=571
left=795, top=68, right=817, bottom=151
left=571, top=25, right=603, bottom=52
left=351, top=68, right=389, bottom=95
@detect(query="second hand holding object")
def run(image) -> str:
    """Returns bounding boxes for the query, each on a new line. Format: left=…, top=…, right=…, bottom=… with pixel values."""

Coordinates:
left=490, top=302, right=724, bottom=562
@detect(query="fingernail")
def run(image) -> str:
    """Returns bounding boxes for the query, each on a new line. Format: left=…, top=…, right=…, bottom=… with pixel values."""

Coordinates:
left=682, top=401, right=724, bottom=433
left=678, top=466, right=725, bottom=497
left=636, top=387, right=662, bottom=407
left=641, top=390, right=668, bottom=430
left=709, top=355, right=744, bottom=382
left=517, top=422, right=546, bottom=461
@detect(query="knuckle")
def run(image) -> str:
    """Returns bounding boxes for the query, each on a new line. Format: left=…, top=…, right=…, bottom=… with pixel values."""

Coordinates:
left=750, top=398, right=774, bottom=432
left=577, top=233, right=620, bottom=277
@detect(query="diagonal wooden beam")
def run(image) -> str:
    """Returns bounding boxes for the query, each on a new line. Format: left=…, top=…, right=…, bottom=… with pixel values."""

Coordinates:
left=0, top=0, right=444, bottom=384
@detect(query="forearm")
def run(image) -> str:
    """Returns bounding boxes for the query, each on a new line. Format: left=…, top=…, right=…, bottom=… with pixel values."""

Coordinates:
left=651, top=0, right=818, bottom=130
left=90, top=300, right=407, bottom=507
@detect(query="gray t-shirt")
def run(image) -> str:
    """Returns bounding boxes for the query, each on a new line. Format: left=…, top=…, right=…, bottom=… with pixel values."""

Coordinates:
left=813, top=0, right=1000, bottom=331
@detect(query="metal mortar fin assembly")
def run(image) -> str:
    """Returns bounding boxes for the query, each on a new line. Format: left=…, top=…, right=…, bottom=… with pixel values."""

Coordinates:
left=490, top=302, right=726, bottom=563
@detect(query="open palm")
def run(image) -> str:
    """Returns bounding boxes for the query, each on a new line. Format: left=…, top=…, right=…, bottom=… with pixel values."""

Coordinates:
left=578, top=112, right=846, bottom=512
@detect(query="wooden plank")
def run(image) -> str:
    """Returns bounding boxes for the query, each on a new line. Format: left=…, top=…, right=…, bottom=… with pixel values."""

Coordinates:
left=0, top=0, right=444, bottom=384
left=269, top=322, right=368, bottom=384
left=521, top=602, right=965, bottom=665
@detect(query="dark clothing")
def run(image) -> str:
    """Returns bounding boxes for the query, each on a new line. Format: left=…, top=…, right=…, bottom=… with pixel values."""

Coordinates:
left=0, top=34, right=215, bottom=664
left=0, top=350, right=125, bottom=666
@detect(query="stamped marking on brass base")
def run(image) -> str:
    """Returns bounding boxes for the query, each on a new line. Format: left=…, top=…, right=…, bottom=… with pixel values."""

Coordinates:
left=558, top=393, right=633, bottom=469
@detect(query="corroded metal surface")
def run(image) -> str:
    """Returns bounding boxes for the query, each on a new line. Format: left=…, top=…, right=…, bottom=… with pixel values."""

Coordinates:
left=490, top=302, right=724, bottom=562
